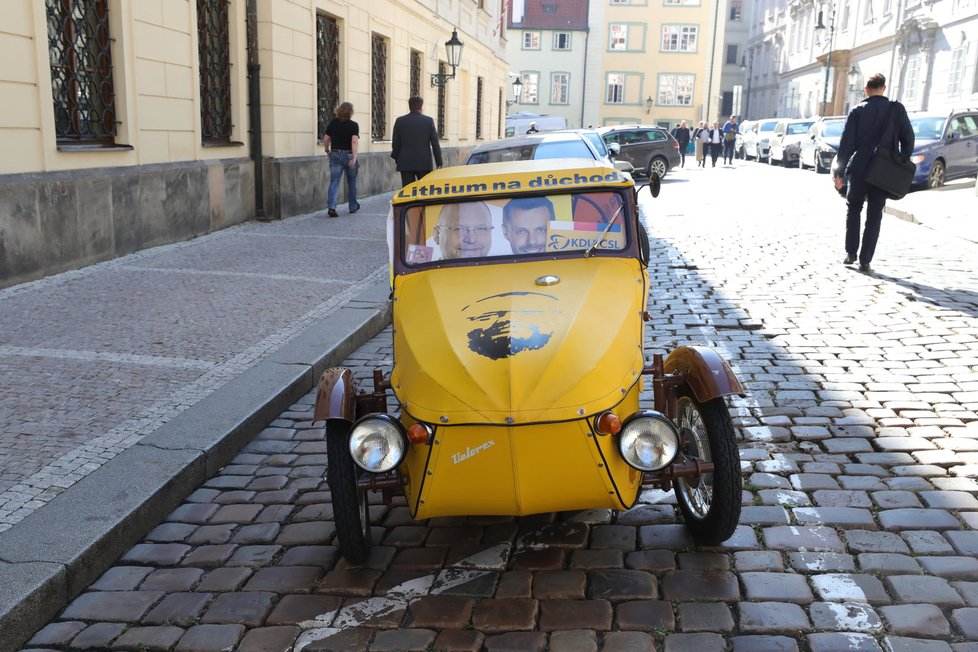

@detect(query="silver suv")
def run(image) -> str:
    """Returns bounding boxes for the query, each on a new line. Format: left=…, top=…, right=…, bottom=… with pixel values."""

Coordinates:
left=599, top=125, right=682, bottom=178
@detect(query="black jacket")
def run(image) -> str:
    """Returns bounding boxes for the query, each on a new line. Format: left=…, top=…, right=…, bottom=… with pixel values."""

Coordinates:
left=837, top=95, right=914, bottom=180
left=672, top=126, right=691, bottom=146
left=391, top=111, right=443, bottom=171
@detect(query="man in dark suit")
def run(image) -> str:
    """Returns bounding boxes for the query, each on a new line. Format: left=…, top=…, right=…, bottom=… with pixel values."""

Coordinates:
left=391, top=96, right=443, bottom=187
left=834, top=72, right=914, bottom=273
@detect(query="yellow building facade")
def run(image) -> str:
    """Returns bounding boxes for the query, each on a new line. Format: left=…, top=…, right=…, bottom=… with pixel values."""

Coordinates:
left=0, top=0, right=509, bottom=288
left=583, top=0, right=728, bottom=129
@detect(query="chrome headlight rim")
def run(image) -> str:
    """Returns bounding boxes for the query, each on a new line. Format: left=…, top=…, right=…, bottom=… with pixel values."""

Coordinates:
left=617, top=410, right=681, bottom=472
left=348, top=413, right=407, bottom=473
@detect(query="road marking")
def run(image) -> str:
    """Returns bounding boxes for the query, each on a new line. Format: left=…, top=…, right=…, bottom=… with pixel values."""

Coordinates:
left=0, top=346, right=215, bottom=371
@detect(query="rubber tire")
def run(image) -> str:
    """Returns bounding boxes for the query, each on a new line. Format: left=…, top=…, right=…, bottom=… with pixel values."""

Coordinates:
left=326, top=419, right=371, bottom=563
left=815, top=157, right=825, bottom=173
left=647, top=157, right=668, bottom=179
left=673, top=392, right=742, bottom=545
left=928, top=160, right=945, bottom=188
left=799, top=156, right=808, bottom=170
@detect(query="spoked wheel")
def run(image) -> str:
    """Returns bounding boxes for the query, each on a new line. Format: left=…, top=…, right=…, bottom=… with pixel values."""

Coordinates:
left=647, top=157, right=668, bottom=179
left=928, top=160, right=945, bottom=188
left=325, top=419, right=371, bottom=563
left=673, top=392, right=742, bottom=544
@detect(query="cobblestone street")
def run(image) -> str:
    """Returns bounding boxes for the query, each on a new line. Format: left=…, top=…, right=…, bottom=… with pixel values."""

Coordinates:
left=20, top=163, right=978, bottom=651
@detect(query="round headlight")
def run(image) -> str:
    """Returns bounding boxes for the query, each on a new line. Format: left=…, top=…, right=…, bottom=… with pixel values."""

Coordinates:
left=348, top=415, right=407, bottom=473
left=618, top=411, right=680, bottom=471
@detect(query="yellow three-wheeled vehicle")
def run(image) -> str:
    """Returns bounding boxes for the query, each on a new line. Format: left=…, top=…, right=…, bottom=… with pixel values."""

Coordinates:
left=316, top=160, right=743, bottom=562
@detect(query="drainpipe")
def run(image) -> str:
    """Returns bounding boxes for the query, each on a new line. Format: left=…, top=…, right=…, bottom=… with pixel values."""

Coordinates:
left=246, top=0, right=265, bottom=218
left=705, top=0, right=721, bottom=121
left=579, top=25, right=589, bottom=129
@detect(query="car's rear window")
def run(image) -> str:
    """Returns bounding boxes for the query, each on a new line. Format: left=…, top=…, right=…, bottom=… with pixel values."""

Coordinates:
left=467, top=140, right=595, bottom=164
left=400, top=192, right=628, bottom=265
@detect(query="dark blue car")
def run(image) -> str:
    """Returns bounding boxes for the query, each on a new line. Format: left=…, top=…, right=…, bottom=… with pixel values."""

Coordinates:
left=908, top=109, right=978, bottom=188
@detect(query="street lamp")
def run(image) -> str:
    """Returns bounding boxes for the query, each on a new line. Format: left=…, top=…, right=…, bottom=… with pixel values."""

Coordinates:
left=739, top=51, right=754, bottom=119
left=815, top=3, right=836, bottom=116
left=847, top=65, right=859, bottom=90
left=645, top=96, right=654, bottom=114
left=506, top=77, right=523, bottom=111
left=430, top=29, right=464, bottom=87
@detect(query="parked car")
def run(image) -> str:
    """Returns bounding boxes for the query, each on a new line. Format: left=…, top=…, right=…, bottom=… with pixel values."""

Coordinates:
left=599, top=125, right=682, bottom=178
left=769, top=119, right=816, bottom=166
left=466, top=132, right=603, bottom=165
left=735, top=120, right=755, bottom=159
left=799, top=117, right=846, bottom=172
left=748, top=120, right=780, bottom=162
left=907, top=108, right=978, bottom=188
left=555, top=128, right=636, bottom=176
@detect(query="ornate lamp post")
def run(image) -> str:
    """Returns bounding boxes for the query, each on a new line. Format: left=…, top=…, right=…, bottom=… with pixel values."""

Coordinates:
left=815, top=3, right=836, bottom=116
left=645, top=96, right=654, bottom=114
left=430, top=29, right=464, bottom=87
left=739, top=51, right=754, bottom=119
left=505, top=77, right=523, bottom=112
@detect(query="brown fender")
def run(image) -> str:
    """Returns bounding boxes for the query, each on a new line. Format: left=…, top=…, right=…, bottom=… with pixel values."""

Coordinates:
left=664, top=345, right=745, bottom=403
left=314, top=367, right=357, bottom=422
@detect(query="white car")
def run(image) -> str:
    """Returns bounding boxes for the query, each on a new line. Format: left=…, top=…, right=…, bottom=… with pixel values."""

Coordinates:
left=769, top=119, right=816, bottom=167
left=749, top=120, right=780, bottom=162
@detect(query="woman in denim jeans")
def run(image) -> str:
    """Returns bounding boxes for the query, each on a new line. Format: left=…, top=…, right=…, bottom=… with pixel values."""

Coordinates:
left=321, top=102, right=360, bottom=217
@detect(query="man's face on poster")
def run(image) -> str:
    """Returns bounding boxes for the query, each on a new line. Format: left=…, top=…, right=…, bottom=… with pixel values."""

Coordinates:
left=503, top=199, right=553, bottom=255
left=434, top=202, right=493, bottom=259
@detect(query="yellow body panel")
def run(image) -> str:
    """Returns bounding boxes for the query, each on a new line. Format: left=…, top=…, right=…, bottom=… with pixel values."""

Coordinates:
left=391, top=257, right=647, bottom=425
left=399, top=383, right=644, bottom=519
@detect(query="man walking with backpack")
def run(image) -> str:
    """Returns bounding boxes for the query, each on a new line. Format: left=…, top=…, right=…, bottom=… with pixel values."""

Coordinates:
left=721, top=115, right=738, bottom=164
left=834, top=73, right=914, bottom=273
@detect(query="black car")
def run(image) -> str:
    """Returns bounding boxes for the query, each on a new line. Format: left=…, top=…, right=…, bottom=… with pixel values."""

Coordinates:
left=799, top=117, right=845, bottom=173
left=598, top=125, right=683, bottom=178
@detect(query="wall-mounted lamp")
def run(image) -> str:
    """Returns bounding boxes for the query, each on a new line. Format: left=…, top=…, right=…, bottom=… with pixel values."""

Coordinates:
left=645, top=96, right=654, bottom=114
left=847, top=65, right=859, bottom=90
left=506, top=77, right=523, bottom=110
left=430, top=29, right=464, bottom=87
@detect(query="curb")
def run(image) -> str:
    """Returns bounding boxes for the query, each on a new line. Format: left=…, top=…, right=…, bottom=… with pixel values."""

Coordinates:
left=0, top=280, right=392, bottom=652
left=883, top=204, right=919, bottom=224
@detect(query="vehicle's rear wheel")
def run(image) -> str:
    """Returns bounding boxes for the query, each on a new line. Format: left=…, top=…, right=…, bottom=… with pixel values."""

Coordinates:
left=326, top=419, right=371, bottom=563
left=799, top=156, right=808, bottom=170
left=768, top=151, right=778, bottom=165
left=647, top=157, right=669, bottom=179
left=673, top=392, right=742, bottom=544
left=928, top=160, right=945, bottom=188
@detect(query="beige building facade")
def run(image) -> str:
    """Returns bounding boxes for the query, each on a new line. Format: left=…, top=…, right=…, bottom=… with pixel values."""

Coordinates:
left=582, top=0, right=729, bottom=129
left=0, top=0, right=509, bottom=288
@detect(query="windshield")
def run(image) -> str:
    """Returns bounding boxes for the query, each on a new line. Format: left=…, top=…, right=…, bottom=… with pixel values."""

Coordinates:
left=581, top=132, right=609, bottom=157
left=401, top=191, right=627, bottom=265
left=822, top=121, right=845, bottom=137
left=787, top=121, right=814, bottom=135
left=910, top=116, right=946, bottom=140
left=468, top=140, right=596, bottom=164
left=760, top=120, right=779, bottom=132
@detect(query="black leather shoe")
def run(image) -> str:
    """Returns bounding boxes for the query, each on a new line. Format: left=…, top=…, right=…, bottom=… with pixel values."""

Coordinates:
left=843, top=255, right=856, bottom=265
left=350, top=203, right=361, bottom=214
left=327, top=208, right=338, bottom=218
left=859, top=263, right=872, bottom=273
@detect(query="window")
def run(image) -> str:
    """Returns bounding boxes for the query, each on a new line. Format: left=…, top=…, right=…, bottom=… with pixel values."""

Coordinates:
left=882, top=0, right=892, bottom=13
left=523, top=32, right=540, bottom=49
left=554, top=32, right=571, bottom=50
left=863, top=0, right=874, bottom=23
left=198, top=0, right=232, bottom=143
left=542, top=3, right=558, bottom=12
left=610, top=24, right=628, bottom=50
left=657, top=73, right=694, bottom=105
left=476, top=77, right=484, bottom=139
left=610, top=0, right=630, bottom=4
left=521, top=72, right=539, bottom=104
left=607, top=73, right=625, bottom=103
left=840, top=0, right=850, bottom=30
left=726, top=44, right=738, bottom=64
left=949, top=115, right=977, bottom=136
left=729, top=0, right=743, bottom=19
left=410, top=50, right=422, bottom=97
left=47, top=0, right=118, bottom=144
left=552, top=73, right=569, bottom=104
left=371, top=34, right=387, bottom=140
left=316, top=15, right=340, bottom=140
left=661, top=25, right=697, bottom=52
left=665, top=0, right=701, bottom=5
left=903, top=55, right=920, bottom=107
left=948, top=47, right=966, bottom=97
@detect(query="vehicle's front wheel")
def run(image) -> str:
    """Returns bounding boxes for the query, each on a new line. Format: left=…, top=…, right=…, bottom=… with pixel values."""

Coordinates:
left=647, top=157, right=668, bottom=179
left=928, top=160, right=945, bottom=188
left=673, top=392, right=742, bottom=544
left=326, top=419, right=372, bottom=563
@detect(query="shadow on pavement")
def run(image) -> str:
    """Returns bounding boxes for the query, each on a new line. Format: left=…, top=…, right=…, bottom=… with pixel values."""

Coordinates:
left=873, top=273, right=978, bottom=319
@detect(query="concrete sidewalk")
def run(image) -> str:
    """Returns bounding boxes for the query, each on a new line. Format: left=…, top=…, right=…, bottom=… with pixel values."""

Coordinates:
left=885, top=178, right=978, bottom=244
left=0, top=194, right=394, bottom=650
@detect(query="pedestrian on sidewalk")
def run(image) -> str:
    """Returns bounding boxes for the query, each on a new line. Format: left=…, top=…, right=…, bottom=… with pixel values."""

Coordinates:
left=709, top=121, right=723, bottom=167
left=672, top=121, right=691, bottom=168
left=322, top=101, right=360, bottom=217
left=695, top=122, right=708, bottom=167
left=391, top=96, right=443, bottom=188
left=722, top=115, right=738, bottom=164
left=834, top=73, right=914, bottom=273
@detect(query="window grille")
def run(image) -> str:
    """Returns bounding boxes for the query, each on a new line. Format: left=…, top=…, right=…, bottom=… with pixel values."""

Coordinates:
left=197, top=0, right=232, bottom=142
left=661, top=25, right=697, bottom=52
left=316, top=14, right=340, bottom=139
left=46, top=0, right=117, bottom=143
left=521, top=72, right=539, bottom=103
left=437, top=62, right=447, bottom=136
left=657, top=73, right=694, bottom=105
left=607, top=74, right=624, bottom=103
left=371, top=34, right=387, bottom=140
left=476, top=77, right=484, bottom=139
left=410, top=50, right=422, bottom=97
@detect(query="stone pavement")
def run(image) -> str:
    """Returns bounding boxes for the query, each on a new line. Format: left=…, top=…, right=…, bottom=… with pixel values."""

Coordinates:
left=0, top=194, right=394, bottom=651
left=15, top=164, right=978, bottom=651
left=885, top=178, right=978, bottom=245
